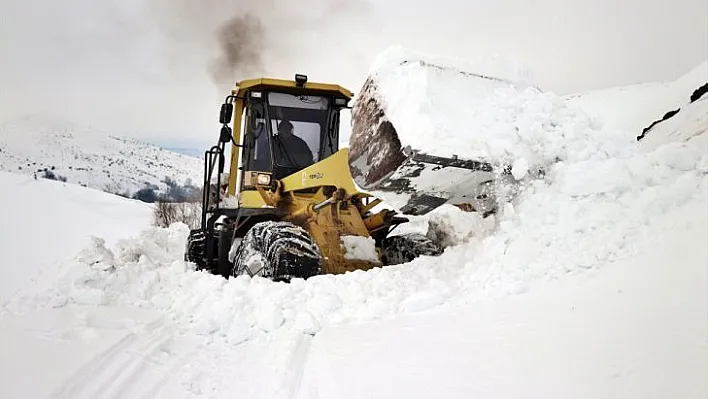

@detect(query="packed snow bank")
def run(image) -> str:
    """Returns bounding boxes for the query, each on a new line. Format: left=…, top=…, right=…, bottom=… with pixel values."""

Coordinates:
left=0, top=171, right=152, bottom=302
left=565, top=60, right=707, bottom=136
left=298, top=196, right=708, bottom=399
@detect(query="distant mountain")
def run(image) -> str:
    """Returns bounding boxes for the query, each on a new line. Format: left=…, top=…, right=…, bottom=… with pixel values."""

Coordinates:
left=0, top=117, right=203, bottom=199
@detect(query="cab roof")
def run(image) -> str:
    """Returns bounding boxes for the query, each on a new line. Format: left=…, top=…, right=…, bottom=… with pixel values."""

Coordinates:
left=234, top=77, right=353, bottom=99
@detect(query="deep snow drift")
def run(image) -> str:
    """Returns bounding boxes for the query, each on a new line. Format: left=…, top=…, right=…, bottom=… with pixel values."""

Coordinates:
left=1, top=49, right=706, bottom=398
left=639, top=94, right=708, bottom=152
left=565, top=60, right=707, bottom=137
left=0, top=171, right=152, bottom=302
left=297, top=197, right=707, bottom=399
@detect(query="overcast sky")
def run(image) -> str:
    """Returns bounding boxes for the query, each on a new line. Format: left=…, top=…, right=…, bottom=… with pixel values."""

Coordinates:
left=1, top=0, right=706, bottom=149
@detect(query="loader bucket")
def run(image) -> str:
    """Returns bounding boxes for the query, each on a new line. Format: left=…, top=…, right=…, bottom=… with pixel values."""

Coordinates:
left=348, top=77, right=502, bottom=216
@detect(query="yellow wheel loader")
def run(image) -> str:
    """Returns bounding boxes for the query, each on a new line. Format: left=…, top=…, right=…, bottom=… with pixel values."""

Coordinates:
left=185, top=74, right=443, bottom=281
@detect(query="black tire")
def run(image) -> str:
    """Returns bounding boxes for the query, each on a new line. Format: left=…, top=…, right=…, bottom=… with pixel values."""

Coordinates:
left=216, top=227, right=235, bottom=278
left=185, top=229, right=208, bottom=269
left=382, top=233, right=443, bottom=265
left=186, top=228, right=233, bottom=276
left=231, top=221, right=323, bottom=281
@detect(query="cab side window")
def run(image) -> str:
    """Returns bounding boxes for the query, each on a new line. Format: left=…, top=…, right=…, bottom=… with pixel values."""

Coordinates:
left=245, top=102, right=271, bottom=172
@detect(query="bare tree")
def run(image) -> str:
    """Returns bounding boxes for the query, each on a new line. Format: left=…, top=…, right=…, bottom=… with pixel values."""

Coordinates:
left=153, top=201, right=201, bottom=229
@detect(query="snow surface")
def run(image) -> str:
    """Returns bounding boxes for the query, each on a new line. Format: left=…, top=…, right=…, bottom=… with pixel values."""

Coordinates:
left=1, top=51, right=707, bottom=398
left=298, top=198, right=707, bottom=398
left=639, top=96, right=708, bottom=152
left=565, top=60, right=707, bottom=136
left=0, top=116, right=203, bottom=197
left=0, top=171, right=152, bottom=302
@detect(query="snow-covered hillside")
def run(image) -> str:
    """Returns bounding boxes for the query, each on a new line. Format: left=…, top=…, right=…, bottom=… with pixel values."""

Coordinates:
left=565, top=60, right=707, bottom=137
left=639, top=95, right=708, bottom=152
left=0, top=50, right=706, bottom=398
left=0, top=116, right=203, bottom=197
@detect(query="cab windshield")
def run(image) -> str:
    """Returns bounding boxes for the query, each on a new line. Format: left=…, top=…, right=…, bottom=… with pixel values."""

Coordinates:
left=267, top=92, right=330, bottom=174
left=243, top=90, right=340, bottom=180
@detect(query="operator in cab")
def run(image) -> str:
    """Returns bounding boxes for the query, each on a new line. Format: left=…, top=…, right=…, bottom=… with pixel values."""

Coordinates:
left=273, top=119, right=314, bottom=169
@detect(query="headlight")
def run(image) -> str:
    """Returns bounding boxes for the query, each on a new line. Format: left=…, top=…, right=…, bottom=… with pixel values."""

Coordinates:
left=246, top=171, right=272, bottom=187
left=256, top=173, right=271, bottom=186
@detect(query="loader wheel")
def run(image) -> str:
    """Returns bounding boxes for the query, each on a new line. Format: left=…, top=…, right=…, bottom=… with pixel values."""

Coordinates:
left=185, top=229, right=208, bottom=269
left=231, top=221, right=323, bottom=282
left=382, top=233, right=443, bottom=266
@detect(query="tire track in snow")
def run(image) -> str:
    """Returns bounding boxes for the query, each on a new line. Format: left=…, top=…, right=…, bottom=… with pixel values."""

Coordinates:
left=50, top=318, right=181, bottom=399
left=283, top=334, right=313, bottom=399
left=137, top=339, right=203, bottom=399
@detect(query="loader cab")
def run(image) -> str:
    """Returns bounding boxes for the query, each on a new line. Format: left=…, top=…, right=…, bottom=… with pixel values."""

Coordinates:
left=238, top=79, right=351, bottom=183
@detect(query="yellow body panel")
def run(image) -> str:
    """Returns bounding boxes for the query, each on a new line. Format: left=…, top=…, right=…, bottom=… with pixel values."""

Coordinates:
left=238, top=190, right=269, bottom=208
left=279, top=149, right=359, bottom=194
left=296, top=197, right=382, bottom=274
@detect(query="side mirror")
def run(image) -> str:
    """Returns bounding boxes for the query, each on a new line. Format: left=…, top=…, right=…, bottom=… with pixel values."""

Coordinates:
left=219, top=103, right=233, bottom=124
left=220, top=126, right=232, bottom=143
